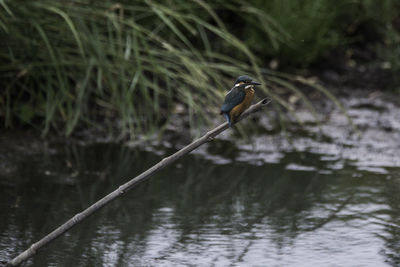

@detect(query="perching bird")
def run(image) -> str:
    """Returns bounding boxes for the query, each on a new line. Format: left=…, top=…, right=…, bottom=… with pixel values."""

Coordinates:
left=220, top=75, right=261, bottom=127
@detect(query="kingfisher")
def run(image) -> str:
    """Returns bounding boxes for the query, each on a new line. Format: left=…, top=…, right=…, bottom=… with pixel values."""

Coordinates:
left=220, top=75, right=261, bottom=127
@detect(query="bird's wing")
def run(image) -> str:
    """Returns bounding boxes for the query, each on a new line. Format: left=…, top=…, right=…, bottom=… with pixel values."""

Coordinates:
left=220, top=86, right=245, bottom=113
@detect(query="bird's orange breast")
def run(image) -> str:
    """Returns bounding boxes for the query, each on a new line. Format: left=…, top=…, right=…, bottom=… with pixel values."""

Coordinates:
left=229, top=87, right=255, bottom=122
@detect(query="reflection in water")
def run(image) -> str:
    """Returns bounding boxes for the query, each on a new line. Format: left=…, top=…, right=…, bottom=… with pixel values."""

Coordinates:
left=0, top=142, right=399, bottom=266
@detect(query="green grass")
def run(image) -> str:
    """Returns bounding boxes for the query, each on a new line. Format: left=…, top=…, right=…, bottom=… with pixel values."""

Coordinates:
left=245, top=0, right=400, bottom=66
left=0, top=0, right=398, bottom=138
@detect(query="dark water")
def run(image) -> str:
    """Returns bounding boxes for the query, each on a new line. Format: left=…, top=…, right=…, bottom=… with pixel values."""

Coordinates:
left=1, top=141, right=399, bottom=267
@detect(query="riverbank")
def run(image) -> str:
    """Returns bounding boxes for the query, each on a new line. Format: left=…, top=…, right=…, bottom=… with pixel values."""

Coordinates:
left=1, top=78, right=400, bottom=177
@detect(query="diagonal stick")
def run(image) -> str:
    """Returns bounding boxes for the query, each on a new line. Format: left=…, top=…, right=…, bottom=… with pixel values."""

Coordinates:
left=7, top=98, right=271, bottom=266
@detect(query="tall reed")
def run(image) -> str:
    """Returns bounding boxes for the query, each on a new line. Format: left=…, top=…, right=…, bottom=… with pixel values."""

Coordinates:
left=0, top=0, right=397, bottom=138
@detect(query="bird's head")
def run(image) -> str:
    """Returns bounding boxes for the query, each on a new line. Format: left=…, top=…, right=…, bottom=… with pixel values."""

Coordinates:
left=234, top=75, right=261, bottom=87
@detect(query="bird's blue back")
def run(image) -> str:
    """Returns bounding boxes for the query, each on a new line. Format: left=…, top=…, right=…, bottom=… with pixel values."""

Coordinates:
left=220, top=85, right=245, bottom=113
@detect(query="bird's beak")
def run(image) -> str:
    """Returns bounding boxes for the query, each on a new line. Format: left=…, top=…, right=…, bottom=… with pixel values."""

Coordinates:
left=250, top=81, right=261, bottom=85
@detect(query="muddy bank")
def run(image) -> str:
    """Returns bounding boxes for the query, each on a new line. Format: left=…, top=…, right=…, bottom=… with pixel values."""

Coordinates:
left=1, top=81, right=400, bottom=176
left=187, top=87, right=400, bottom=174
left=148, top=80, right=400, bottom=175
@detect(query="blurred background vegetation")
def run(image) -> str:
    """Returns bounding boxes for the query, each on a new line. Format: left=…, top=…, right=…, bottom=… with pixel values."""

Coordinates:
left=0, top=0, right=399, bottom=138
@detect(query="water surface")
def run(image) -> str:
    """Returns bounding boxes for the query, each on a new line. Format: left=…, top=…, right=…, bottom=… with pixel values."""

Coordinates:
left=1, top=141, right=399, bottom=266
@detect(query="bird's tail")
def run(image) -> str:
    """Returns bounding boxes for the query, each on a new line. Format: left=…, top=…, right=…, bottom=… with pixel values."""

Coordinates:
left=223, top=113, right=232, bottom=127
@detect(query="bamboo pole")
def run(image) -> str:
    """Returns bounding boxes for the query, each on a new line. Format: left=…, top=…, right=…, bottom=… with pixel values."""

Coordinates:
left=7, top=98, right=271, bottom=266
